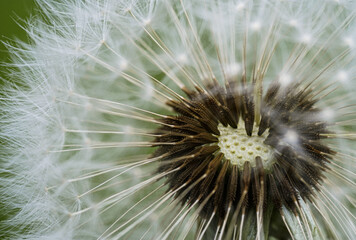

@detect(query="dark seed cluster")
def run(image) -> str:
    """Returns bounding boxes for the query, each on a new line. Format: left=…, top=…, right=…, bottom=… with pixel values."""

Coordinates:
left=153, top=80, right=335, bottom=224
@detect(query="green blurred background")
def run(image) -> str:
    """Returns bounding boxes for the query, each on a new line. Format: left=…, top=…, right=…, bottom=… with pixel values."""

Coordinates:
left=0, top=0, right=36, bottom=227
left=0, top=0, right=36, bottom=82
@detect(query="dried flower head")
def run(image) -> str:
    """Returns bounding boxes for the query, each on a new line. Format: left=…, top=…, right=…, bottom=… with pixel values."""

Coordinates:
left=1, top=0, right=356, bottom=239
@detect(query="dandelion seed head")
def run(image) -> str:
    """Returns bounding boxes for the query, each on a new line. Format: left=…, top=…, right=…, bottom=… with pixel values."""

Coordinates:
left=1, top=0, right=356, bottom=239
left=153, top=76, right=335, bottom=225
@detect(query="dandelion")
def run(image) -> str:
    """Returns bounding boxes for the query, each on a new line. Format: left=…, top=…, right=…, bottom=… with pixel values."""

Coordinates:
left=1, top=0, right=356, bottom=239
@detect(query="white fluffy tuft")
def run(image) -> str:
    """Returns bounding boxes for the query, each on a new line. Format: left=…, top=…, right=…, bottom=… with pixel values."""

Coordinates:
left=1, top=0, right=356, bottom=239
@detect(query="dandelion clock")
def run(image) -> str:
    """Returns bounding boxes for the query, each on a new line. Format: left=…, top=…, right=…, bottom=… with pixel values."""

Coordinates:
left=1, top=0, right=356, bottom=239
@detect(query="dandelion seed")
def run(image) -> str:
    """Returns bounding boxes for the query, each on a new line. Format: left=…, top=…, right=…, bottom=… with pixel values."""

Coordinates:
left=1, top=0, right=356, bottom=239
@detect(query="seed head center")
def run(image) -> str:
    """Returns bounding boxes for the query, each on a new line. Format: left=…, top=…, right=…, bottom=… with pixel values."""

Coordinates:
left=217, top=123, right=274, bottom=169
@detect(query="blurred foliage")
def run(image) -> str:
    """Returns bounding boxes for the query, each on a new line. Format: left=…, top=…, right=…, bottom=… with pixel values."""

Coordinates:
left=0, top=0, right=36, bottom=84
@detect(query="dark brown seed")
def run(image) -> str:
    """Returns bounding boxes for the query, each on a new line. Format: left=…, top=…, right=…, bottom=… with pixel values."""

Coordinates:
left=152, top=81, right=334, bottom=231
